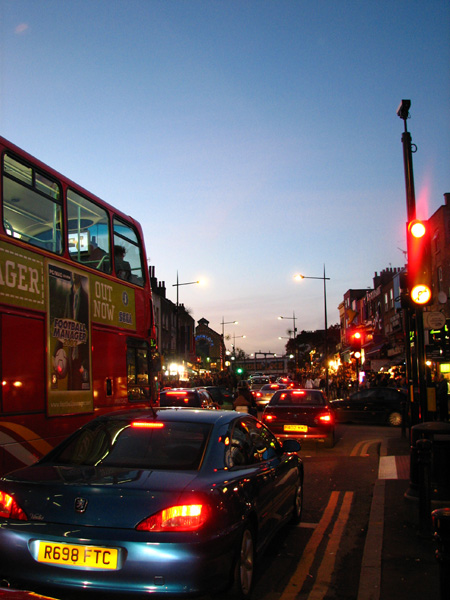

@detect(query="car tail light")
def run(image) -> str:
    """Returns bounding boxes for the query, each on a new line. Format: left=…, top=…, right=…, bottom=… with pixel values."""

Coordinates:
left=262, top=414, right=275, bottom=422
left=136, top=503, right=210, bottom=532
left=0, top=491, right=27, bottom=521
left=317, top=413, right=333, bottom=424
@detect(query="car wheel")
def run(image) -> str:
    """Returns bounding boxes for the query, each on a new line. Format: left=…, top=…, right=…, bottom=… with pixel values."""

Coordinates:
left=388, top=411, right=402, bottom=427
left=324, top=429, right=335, bottom=448
left=229, top=526, right=255, bottom=599
left=292, top=478, right=303, bottom=524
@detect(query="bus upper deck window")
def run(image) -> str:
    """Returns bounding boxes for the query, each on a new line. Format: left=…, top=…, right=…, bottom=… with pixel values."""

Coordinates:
left=113, top=218, right=144, bottom=286
left=67, top=189, right=111, bottom=273
left=2, top=153, right=63, bottom=253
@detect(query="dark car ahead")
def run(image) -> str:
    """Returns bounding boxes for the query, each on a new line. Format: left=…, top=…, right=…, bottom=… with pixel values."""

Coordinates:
left=331, top=387, right=407, bottom=427
left=200, top=385, right=234, bottom=406
left=159, top=387, right=216, bottom=408
left=262, top=388, right=335, bottom=447
left=249, top=376, right=270, bottom=391
left=0, top=409, right=303, bottom=599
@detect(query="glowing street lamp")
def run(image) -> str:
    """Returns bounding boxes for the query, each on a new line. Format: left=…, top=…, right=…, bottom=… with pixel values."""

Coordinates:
left=278, top=312, right=298, bottom=372
left=221, top=317, right=238, bottom=337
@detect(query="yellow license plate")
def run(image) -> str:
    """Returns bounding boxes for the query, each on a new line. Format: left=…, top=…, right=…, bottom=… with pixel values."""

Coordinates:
left=37, top=541, right=118, bottom=569
left=284, top=424, right=308, bottom=432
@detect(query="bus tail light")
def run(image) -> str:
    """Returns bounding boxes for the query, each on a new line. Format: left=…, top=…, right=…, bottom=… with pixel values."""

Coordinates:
left=0, top=491, right=28, bottom=521
left=136, top=503, right=210, bottom=532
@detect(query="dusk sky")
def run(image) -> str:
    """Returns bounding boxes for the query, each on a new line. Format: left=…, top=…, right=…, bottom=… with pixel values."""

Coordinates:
left=1, top=1, right=449, bottom=356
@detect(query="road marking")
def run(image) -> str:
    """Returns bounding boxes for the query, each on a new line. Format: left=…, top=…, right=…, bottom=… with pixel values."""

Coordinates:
left=357, top=479, right=385, bottom=600
left=280, top=491, right=342, bottom=600
left=378, top=455, right=397, bottom=479
left=378, top=455, right=409, bottom=479
left=307, top=491, right=354, bottom=600
left=350, top=439, right=381, bottom=456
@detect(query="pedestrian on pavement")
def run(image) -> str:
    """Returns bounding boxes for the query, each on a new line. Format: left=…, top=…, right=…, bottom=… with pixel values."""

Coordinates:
left=436, top=371, right=449, bottom=422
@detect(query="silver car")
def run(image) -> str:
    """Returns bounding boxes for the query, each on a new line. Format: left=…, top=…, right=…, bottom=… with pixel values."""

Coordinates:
left=253, top=383, right=287, bottom=409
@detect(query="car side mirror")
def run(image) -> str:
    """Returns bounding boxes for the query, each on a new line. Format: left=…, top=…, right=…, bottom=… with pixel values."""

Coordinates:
left=281, top=439, right=301, bottom=453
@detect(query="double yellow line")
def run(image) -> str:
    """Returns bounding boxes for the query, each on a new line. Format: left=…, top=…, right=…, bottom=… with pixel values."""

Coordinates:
left=280, top=490, right=354, bottom=600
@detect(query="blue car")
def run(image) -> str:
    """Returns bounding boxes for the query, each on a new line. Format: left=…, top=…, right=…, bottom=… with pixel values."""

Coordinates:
left=0, top=408, right=303, bottom=599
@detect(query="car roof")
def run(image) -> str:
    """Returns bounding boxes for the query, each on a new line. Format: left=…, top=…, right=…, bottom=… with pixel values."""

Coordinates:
left=160, top=387, right=197, bottom=393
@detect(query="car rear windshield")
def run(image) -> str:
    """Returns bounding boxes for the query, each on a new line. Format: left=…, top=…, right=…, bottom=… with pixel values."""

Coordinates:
left=270, top=391, right=326, bottom=406
left=159, top=391, right=201, bottom=407
left=42, top=419, right=212, bottom=470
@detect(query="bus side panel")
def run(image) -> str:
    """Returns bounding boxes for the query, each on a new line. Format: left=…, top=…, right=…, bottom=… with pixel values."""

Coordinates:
left=1, top=312, right=47, bottom=474
left=91, top=328, right=128, bottom=407
left=1, top=312, right=46, bottom=414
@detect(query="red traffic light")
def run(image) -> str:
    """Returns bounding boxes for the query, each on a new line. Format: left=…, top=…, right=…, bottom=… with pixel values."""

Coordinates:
left=349, top=330, right=362, bottom=351
left=406, top=219, right=432, bottom=305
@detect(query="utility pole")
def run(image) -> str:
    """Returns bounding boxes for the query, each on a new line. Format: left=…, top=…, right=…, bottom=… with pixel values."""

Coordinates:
left=397, top=99, right=428, bottom=423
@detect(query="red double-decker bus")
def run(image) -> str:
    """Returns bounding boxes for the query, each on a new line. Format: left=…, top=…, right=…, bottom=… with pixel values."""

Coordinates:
left=0, top=136, right=159, bottom=476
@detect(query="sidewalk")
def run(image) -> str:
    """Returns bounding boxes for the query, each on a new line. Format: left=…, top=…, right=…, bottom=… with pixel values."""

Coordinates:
left=358, top=432, right=441, bottom=600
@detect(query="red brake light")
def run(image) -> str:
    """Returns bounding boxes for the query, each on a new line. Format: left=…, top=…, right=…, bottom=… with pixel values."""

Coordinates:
left=292, top=391, right=306, bottom=396
left=0, top=491, right=27, bottom=520
left=131, top=421, right=164, bottom=429
left=263, top=414, right=275, bottom=422
left=319, top=413, right=333, bottom=424
left=167, top=391, right=187, bottom=396
left=136, top=504, right=210, bottom=532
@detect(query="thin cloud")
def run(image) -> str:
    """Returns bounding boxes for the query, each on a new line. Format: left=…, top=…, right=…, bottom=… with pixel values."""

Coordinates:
left=15, top=23, right=29, bottom=34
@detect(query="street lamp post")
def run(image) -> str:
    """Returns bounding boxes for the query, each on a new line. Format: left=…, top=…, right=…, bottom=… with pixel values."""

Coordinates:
left=220, top=317, right=238, bottom=370
left=226, top=333, right=246, bottom=372
left=172, top=272, right=199, bottom=358
left=231, top=333, right=246, bottom=350
left=278, top=312, right=298, bottom=375
left=294, top=265, right=330, bottom=395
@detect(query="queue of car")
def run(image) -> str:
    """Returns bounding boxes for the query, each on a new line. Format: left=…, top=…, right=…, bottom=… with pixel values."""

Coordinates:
left=0, top=408, right=302, bottom=599
left=0, top=377, right=406, bottom=599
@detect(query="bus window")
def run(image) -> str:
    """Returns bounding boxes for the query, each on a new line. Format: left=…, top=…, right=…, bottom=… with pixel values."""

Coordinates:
left=127, top=340, right=150, bottom=401
left=67, top=189, right=111, bottom=273
left=2, top=153, right=63, bottom=253
left=113, top=218, right=144, bottom=286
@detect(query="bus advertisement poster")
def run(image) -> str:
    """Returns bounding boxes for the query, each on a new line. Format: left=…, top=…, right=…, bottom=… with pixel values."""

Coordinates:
left=48, top=263, right=93, bottom=416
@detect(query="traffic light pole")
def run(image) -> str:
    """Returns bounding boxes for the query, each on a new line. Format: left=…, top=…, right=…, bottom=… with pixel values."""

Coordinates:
left=398, top=100, right=428, bottom=423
